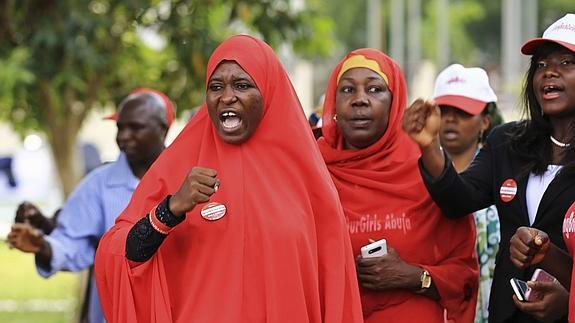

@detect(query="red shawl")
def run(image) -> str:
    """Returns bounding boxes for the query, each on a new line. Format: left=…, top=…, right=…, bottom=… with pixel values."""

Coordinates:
left=95, top=35, right=363, bottom=323
left=318, top=48, right=478, bottom=322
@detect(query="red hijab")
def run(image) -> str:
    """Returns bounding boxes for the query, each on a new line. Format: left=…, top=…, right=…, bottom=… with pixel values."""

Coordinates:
left=318, top=48, right=478, bottom=322
left=95, top=35, right=362, bottom=323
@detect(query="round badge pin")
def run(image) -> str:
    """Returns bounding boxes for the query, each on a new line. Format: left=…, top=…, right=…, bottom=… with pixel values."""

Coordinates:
left=499, top=179, right=518, bottom=203
left=201, top=202, right=227, bottom=221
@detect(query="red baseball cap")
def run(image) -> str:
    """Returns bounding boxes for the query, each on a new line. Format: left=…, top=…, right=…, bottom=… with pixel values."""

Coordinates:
left=104, top=88, right=175, bottom=127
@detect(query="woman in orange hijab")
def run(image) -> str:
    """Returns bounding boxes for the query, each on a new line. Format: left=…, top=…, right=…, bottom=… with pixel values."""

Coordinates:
left=317, top=48, right=478, bottom=322
left=94, top=35, right=363, bottom=323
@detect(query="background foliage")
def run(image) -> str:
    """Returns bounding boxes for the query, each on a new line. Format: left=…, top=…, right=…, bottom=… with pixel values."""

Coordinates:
left=1, top=0, right=574, bottom=195
left=0, top=0, right=335, bottom=195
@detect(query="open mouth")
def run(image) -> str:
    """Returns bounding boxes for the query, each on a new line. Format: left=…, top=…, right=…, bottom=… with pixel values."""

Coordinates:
left=542, top=84, right=564, bottom=100
left=220, top=111, right=242, bottom=132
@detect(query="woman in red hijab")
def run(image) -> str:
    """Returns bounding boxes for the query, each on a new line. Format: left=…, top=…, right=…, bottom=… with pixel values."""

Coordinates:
left=94, top=35, right=363, bottom=323
left=317, top=48, right=478, bottom=322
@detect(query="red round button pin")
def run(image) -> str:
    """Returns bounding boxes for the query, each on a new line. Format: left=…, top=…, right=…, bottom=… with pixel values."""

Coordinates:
left=201, top=202, right=227, bottom=221
left=499, top=179, right=517, bottom=203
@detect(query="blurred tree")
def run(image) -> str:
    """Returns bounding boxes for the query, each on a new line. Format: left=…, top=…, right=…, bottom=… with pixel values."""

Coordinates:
left=426, top=0, right=573, bottom=67
left=462, top=0, right=573, bottom=68
left=0, top=0, right=334, bottom=196
left=323, top=0, right=367, bottom=53
left=538, top=1, right=574, bottom=31
left=150, top=0, right=335, bottom=110
left=420, top=0, right=487, bottom=66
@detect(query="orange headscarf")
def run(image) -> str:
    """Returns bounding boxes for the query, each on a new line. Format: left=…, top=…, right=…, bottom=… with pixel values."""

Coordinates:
left=95, top=35, right=363, bottom=323
left=318, top=48, right=478, bottom=322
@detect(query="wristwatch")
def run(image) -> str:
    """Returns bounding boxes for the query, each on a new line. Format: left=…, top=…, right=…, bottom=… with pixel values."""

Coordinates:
left=417, top=269, right=432, bottom=292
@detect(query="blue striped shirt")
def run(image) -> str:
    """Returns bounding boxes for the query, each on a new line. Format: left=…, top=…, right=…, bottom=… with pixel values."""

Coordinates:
left=37, top=153, right=138, bottom=323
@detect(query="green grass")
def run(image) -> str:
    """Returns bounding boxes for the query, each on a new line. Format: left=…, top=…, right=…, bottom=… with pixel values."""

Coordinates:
left=0, top=242, right=81, bottom=323
left=0, top=312, right=72, bottom=323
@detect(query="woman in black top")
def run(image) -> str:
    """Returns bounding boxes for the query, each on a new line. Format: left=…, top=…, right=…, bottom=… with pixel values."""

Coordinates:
left=403, top=14, right=575, bottom=323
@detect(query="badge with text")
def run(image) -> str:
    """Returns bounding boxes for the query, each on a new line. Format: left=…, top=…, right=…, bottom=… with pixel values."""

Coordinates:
left=499, top=179, right=518, bottom=203
left=201, top=202, right=227, bottom=221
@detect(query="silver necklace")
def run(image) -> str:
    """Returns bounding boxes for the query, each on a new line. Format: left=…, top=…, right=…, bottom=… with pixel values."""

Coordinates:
left=550, top=135, right=571, bottom=148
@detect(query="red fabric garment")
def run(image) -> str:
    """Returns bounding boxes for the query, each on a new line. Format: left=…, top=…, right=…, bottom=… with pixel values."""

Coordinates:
left=318, top=48, right=479, bottom=323
left=562, top=203, right=575, bottom=322
left=95, top=35, right=363, bottom=323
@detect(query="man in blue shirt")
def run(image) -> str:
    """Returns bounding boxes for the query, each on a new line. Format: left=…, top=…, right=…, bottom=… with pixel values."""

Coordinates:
left=7, top=89, right=174, bottom=323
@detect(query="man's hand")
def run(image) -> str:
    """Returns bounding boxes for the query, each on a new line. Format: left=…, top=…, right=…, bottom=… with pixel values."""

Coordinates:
left=14, top=202, right=54, bottom=234
left=6, top=223, right=45, bottom=253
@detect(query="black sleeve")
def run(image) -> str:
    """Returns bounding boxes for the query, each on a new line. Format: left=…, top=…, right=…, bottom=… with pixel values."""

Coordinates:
left=419, top=127, right=504, bottom=218
left=125, top=196, right=185, bottom=262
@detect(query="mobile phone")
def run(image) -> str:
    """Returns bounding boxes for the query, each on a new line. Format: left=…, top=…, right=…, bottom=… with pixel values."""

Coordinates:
left=524, top=269, right=557, bottom=301
left=510, top=278, right=530, bottom=302
left=530, top=268, right=557, bottom=283
left=361, top=238, right=387, bottom=258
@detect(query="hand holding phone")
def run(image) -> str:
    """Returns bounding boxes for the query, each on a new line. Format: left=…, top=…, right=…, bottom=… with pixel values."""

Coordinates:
left=510, top=278, right=529, bottom=302
left=525, top=269, right=557, bottom=301
left=361, top=238, right=387, bottom=258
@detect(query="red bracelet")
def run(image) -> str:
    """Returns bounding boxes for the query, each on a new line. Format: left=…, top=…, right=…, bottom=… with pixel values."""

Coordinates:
left=148, top=205, right=172, bottom=235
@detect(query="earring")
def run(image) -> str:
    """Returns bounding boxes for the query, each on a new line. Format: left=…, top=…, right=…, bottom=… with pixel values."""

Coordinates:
left=333, top=114, right=338, bottom=122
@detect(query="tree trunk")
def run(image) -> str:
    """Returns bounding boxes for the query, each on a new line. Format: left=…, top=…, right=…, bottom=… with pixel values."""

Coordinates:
left=48, top=126, right=82, bottom=198
left=39, top=80, right=88, bottom=198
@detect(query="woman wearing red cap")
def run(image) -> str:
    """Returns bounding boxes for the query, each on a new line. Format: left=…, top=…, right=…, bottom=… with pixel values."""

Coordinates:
left=317, top=48, right=478, bottom=322
left=94, top=35, right=363, bottom=322
left=432, top=63, right=503, bottom=323
left=405, top=13, right=575, bottom=323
